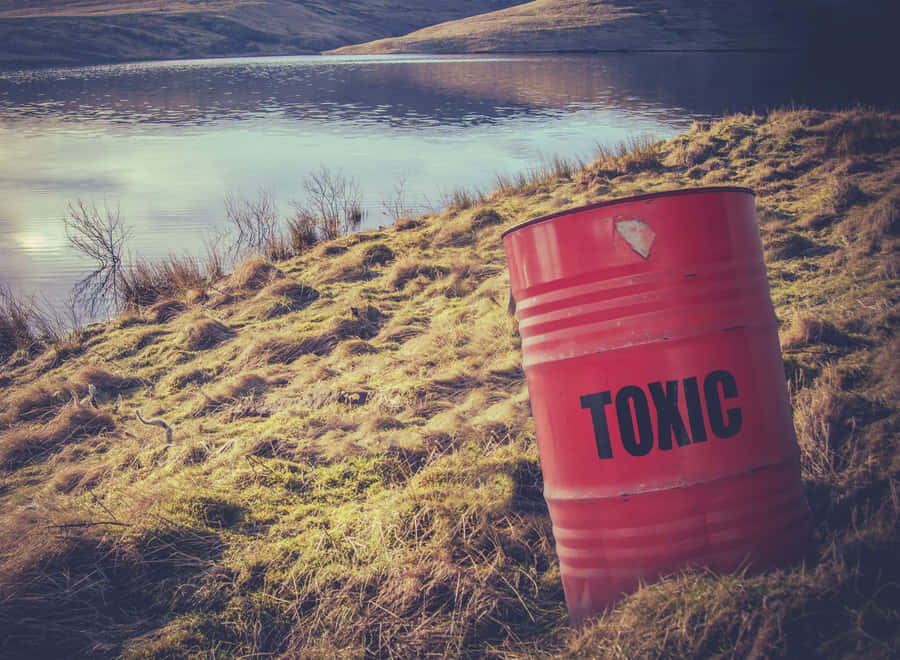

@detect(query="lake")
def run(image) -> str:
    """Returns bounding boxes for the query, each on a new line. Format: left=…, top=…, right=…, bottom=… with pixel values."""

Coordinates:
left=0, top=52, right=894, bottom=320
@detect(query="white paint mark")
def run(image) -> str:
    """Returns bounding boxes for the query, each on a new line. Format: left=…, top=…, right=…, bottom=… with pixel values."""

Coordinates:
left=615, top=218, right=656, bottom=259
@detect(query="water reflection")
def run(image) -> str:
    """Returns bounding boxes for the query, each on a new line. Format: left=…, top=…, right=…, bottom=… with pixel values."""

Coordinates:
left=2, top=53, right=892, bottom=130
left=0, top=54, right=734, bottom=132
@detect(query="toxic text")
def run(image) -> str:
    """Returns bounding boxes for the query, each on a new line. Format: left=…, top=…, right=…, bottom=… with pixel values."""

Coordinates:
left=579, top=370, right=742, bottom=460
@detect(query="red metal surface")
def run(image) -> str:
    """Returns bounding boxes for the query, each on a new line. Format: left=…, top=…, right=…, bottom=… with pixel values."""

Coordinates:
left=502, top=187, right=809, bottom=625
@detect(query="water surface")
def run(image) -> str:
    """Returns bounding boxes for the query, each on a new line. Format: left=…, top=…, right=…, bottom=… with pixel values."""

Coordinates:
left=0, top=52, right=892, bottom=318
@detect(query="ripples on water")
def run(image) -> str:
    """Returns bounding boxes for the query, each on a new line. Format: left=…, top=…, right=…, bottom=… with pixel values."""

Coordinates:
left=0, top=52, right=891, bottom=319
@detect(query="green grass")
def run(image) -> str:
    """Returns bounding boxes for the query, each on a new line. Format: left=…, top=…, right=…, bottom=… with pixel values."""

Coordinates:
left=0, top=108, right=897, bottom=658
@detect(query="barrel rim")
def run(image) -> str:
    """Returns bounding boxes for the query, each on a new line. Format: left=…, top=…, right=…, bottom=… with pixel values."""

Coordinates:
left=501, top=186, right=755, bottom=238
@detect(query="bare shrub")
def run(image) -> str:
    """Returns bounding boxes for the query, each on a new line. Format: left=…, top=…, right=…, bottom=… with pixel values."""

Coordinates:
left=292, top=166, right=364, bottom=242
left=224, top=188, right=279, bottom=258
left=441, top=187, right=480, bottom=212
left=202, top=235, right=227, bottom=281
left=262, top=232, right=294, bottom=262
left=286, top=212, right=318, bottom=252
left=380, top=175, right=413, bottom=223
left=0, top=285, right=36, bottom=362
left=63, top=199, right=132, bottom=317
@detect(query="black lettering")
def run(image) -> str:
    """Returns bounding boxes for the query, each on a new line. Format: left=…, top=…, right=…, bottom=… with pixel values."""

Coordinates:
left=648, top=381, right=691, bottom=450
left=704, top=370, right=742, bottom=439
left=615, top=386, right=653, bottom=457
left=580, top=391, right=614, bottom=459
left=683, top=377, right=708, bottom=444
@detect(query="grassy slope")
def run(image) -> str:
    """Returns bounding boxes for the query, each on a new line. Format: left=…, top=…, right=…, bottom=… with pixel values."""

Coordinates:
left=0, top=0, right=522, bottom=66
left=328, top=0, right=892, bottom=55
left=0, top=108, right=897, bottom=657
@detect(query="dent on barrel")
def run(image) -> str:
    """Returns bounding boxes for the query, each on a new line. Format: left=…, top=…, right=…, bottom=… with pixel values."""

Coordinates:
left=614, top=218, right=656, bottom=259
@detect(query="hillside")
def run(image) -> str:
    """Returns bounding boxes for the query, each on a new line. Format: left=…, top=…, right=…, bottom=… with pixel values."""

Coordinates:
left=3, top=0, right=896, bottom=67
left=0, top=0, right=521, bottom=67
left=329, top=0, right=896, bottom=55
left=0, top=108, right=898, bottom=656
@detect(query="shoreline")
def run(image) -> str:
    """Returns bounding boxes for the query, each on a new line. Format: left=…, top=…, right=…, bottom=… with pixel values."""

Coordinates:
left=0, top=46, right=820, bottom=72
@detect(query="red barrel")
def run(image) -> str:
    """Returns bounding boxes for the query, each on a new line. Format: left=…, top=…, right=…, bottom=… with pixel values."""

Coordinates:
left=502, top=187, right=808, bottom=625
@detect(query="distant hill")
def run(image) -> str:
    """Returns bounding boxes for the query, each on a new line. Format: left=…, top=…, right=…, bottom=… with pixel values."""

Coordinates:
left=1, top=0, right=894, bottom=67
left=329, top=0, right=896, bottom=55
left=0, top=0, right=522, bottom=67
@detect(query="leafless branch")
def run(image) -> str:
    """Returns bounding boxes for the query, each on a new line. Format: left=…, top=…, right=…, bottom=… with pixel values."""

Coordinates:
left=292, top=165, right=364, bottom=242
left=63, top=199, right=132, bottom=318
left=224, top=188, right=279, bottom=258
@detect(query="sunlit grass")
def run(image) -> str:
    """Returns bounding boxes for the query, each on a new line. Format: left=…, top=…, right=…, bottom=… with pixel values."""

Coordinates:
left=0, top=107, right=897, bottom=657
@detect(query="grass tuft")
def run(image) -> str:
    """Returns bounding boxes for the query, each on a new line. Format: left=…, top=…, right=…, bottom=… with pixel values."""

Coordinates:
left=362, top=243, right=395, bottom=266
left=228, top=256, right=284, bottom=292
left=121, top=253, right=219, bottom=307
left=0, top=286, right=37, bottom=363
left=388, top=258, right=450, bottom=290
left=781, top=311, right=851, bottom=349
left=145, top=298, right=187, bottom=324
left=253, top=279, right=320, bottom=319
left=0, top=406, right=114, bottom=469
left=182, top=317, right=234, bottom=351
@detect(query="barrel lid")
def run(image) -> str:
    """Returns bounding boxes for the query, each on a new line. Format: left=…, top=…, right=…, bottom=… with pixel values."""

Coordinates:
left=501, top=186, right=755, bottom=238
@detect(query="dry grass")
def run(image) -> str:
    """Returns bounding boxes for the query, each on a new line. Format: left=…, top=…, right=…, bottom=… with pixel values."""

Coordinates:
left=121, top=253, right=220, bottom=308
left=253, top=279, right=320, bottom=319
left=843, top=194, right=900, bottom=253
left=0, top=286, right=37, bottom=363
left=0, top=406, right=114, bottom=469
left=593, top=135, right=664, bottom=177
left=69, top=365, right=142, bottom=396
left=0, top=382, right=65, bottom=426
left=387, top=257, right=450, bottom=290
left=182, top=316, right=234, bottom=351
left=144, top=297, right=187, bottom=324
left=0, top=108, right=896, bottom=658
left=227, top=255, right=284, bottom=292
left=781, top=310, right=850, bottom=349
left=195, top=373, right=269, bottom=415
left=362, top=242, right=395, bottom=266
left=242, top=334, right=334, bottom=364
